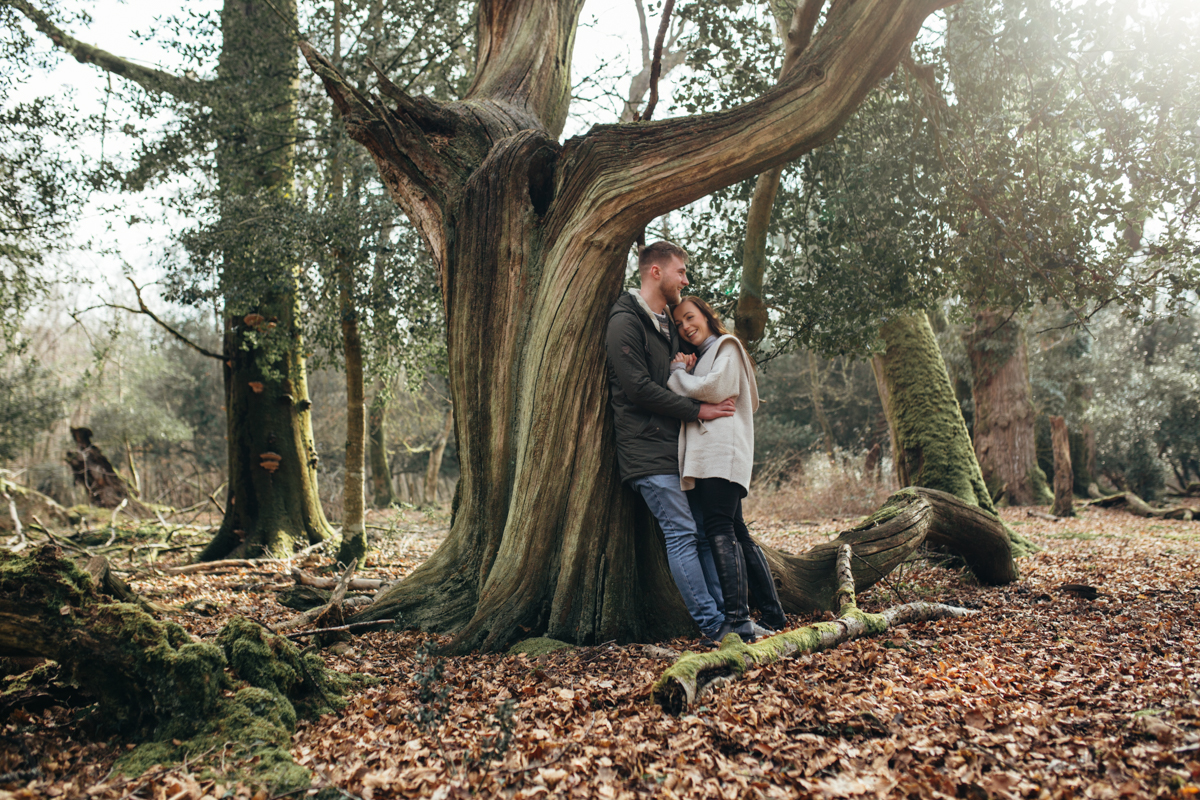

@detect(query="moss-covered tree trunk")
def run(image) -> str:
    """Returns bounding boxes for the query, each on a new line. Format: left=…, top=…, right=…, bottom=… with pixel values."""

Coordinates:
left=963, top=309, right=1051, bottom=506
left=309, top=0, right=948, bottom=653
left=14, top=4, right=333, bottom=561
left=200, top=0, right=333, bottom=561
left=873, top=312, right=996, bottom=514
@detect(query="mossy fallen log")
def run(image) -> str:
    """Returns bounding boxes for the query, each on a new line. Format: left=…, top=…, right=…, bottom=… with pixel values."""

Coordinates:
left=0, top=545, right=351, bottom=790
left=652, top=544, right=976, bottom=713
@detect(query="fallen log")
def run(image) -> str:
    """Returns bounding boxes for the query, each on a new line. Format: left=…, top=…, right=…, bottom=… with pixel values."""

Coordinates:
left=284, top=619, right=395, bottom=640
left=84, top=555, right=165, bottom=614
left=1085, top=491, right=1194, bottom=521
left=273, top=560, right=364, bottom=640
left=308, top=559, right=357, bottom=646
left=652, top=544, right=976, bottom=713
left=163, top=558, right=277, bottom=575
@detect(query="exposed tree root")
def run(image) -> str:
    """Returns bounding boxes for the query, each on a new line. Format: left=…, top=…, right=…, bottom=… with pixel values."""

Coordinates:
left=345, top=486, right=1014, bottom=647
left=1086, top=491, right=1195, bottom=521
left=763, top=487, right=1016, bottom=615
left=0, top=545, right=352, bottom=790
left=652, top=544, right=976, bottom=713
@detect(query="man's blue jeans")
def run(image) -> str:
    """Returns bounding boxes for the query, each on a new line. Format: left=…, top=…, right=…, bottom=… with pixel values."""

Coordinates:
left=631, top=474, right=724, bottom=637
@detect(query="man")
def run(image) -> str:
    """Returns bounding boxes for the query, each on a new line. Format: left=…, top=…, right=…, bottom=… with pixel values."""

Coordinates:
left=605, top=240, right=734, bottom=641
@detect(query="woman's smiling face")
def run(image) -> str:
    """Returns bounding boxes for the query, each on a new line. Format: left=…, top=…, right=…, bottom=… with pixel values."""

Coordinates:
left=673, top=300, right=711, bottom=347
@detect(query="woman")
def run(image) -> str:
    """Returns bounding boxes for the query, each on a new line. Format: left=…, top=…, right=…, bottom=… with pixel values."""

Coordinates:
left=667, top=296, right=787, bottom=642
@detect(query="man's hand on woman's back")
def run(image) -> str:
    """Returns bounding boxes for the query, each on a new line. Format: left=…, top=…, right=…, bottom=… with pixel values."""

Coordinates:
left=698, top=398, right=736, bottom=420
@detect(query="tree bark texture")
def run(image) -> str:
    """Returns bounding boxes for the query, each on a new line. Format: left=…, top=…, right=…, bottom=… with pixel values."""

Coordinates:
left=963, top=310, right=1052, bottom=506
left=309, top=0, right=951, bottom=652
left=1050, top=415, right=1075, bottom=518
left=875, top=313, right=996, bottom=514
left=653, top=543, right=977, bottom=713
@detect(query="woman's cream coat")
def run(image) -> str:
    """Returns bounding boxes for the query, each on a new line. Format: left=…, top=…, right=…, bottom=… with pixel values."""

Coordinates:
left=667, top=334, right=759, bottom=491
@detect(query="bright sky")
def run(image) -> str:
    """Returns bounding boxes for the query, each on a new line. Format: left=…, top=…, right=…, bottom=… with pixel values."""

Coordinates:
left=13, top=0, right=665, bottom=309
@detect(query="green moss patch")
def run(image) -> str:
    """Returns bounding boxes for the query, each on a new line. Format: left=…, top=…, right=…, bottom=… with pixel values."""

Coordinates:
left=509, top=637, right=575, bottom=657
left=0, top=548, right=354, bottom=792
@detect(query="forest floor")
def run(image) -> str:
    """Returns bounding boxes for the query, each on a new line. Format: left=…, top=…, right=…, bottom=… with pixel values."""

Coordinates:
left=3, top=497, right=1200, bottom=799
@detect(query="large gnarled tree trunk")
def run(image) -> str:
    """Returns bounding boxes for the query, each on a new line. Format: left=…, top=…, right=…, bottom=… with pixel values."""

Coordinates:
left=963, top=309, right=1052, bottom=506
left=309, top=0, right=952, bottom=653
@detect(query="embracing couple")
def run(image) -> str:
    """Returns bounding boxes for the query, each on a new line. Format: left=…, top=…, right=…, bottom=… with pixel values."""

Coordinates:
left=606, top=240, right=787, bottom=646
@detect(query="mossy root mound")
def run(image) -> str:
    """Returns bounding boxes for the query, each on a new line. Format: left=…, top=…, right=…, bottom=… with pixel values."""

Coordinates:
left=0, top=545, right=351, bottom=790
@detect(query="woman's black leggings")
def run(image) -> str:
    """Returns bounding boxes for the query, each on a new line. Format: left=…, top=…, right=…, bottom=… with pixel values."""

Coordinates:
left=690, top=477, right=751, bottom=629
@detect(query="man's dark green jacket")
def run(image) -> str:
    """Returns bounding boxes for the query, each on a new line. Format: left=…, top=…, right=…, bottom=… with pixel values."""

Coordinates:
left=605, top=291, right=701, bottom=483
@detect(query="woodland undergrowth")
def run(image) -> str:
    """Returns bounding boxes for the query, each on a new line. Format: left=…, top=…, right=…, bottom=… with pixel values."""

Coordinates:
left=2, top=502, right=1199, bottom=799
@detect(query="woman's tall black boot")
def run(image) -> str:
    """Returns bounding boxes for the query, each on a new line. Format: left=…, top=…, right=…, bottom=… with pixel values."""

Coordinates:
left=742, top=541, right=787, bottom=631
left=710, top=535, right=755, bottom=643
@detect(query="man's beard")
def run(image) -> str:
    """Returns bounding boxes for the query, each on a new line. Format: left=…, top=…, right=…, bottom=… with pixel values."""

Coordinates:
left=664, top=285, right=683, bottom=305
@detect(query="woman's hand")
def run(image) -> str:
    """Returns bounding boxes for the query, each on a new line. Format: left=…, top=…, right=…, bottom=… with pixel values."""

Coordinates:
left=672, top=352, right=697, bottom=370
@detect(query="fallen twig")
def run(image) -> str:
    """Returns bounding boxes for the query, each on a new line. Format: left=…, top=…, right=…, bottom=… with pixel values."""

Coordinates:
left=284, top=619, right=395, bottom=639
left=163, top=558, right=285, bottom=575
left=103, top=498, right=129, bottom=547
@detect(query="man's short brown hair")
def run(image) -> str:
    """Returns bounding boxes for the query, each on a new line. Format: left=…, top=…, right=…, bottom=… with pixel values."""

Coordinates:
left=638, top=240, right=688, bottom=278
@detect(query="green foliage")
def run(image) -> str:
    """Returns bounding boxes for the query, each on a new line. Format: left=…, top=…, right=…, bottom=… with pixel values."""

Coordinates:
left=671, top=0, right=1200, bottom=358
left=0, top=28, right=84, bottom=354
left=0, top=358, right=73, bottom=460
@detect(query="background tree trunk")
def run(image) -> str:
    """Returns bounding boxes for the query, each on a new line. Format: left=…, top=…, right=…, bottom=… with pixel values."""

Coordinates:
left=368, top=380, right=396, bottom=508
left=809, top=350, right=836, bottom=462
left=338, top=250, right=368, bottom=563
left=201, top=0, right=333, bottom=560
left=1050, top=415, right=1075, bottom=517
left=873, top=312, right=996, bottom=514
left=963, top=310, right=1051, bottom=506
left=423, top=406, right=454, bottom=506
left=11, top=0, right=334, bottom=561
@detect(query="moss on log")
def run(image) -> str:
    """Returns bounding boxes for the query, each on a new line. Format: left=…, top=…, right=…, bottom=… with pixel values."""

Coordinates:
left=0, top=546, right=351, bottom=790
left=653, top=544, right=977, bottom=713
